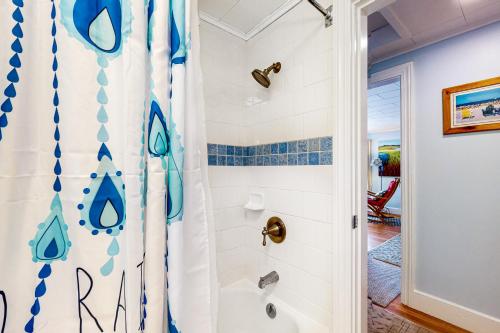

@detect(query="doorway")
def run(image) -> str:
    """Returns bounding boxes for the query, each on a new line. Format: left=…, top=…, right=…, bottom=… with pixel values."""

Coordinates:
left=365, top=63, right=418, bottom=331
left=332, top=1, right=500, bottom=333
left=367, top=63, right=414, bottom=308
left=366, top=74, right=403, bottom=310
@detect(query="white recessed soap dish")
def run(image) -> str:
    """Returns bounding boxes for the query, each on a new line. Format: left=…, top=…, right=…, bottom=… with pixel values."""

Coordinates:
left=244, top=192, right=265, bottom=211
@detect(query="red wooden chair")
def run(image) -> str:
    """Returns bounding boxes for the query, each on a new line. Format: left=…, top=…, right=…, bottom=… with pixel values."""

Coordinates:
left=367, top=178, right=401, bottom=223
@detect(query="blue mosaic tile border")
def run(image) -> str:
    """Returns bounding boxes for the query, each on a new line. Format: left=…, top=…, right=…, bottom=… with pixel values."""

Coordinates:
left=207, top=136, right=333, bottom=166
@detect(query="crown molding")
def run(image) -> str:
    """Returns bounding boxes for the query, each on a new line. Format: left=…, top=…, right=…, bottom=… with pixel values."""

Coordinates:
left=245, top=0, right=302, bottom=40
left=199, top=0, right=301, bottom=41
left=199, top=11, right=248, bottom=40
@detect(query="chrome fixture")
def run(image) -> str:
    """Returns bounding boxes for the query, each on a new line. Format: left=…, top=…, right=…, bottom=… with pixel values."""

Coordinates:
left=307, top=0, right=333, bottom=27
left=266, top=303, right=277, bottom=319
left=251, top=62, right=281, bottom=88
left=261, top=216, right=286, bottom=246
left=258, top=271, right=279, bottom=289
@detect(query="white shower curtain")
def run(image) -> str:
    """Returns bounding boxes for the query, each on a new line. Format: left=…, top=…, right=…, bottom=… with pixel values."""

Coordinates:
left=0, top=0, right=216, bottom=332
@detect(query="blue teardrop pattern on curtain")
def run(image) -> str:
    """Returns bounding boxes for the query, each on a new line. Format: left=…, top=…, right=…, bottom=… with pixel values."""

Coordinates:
left=24, top=263, right=52, bottom=333
left=24, top=262, right=54, bottom=333
left=146, top=97, right=184, bottom=223
left=60, top=0, right=132, bottom=57
left=167, top=150, right=183, bottom=223
left=139, top=283, right=148, bottom=330
left=166, top=0, right=187, bottom=223
left=78, top=155, right=126, bottom=237
left=0, top=0, right=25, bottom=142
left=139, top=108, right=147, bottom=233
left=75, top=1, right=121, bottom=52
left=170, top=0, right=186, bottom=64
left=166, top=118, right=184, bottom=224
left=89, top=174, right=124, bottom=229
left=146, top=0, right=155, bottom=51
left=100, top=236, right=120, bottom=275
left=167, top=302, right=180, bottom=333
left=24, top=3, right=71, bottom=331
left=29, top=194, right=71, bottom=263
left=147, top=100, right=169, bottom=157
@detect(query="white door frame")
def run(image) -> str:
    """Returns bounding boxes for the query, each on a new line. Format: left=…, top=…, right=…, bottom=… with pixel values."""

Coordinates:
left=331, top=0, right=401, bottom=332
left=368, top=63, right=415, bottom=306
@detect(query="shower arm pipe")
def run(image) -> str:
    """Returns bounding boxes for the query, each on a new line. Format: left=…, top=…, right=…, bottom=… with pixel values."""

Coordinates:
left=307, top=0, right=329, bottom=17
left=263, top=63, right=279, bottom=75
left=306, top=0, right=333, bottom=27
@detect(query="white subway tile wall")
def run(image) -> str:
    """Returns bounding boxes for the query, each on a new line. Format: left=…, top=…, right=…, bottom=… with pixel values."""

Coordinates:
left=201, top=0, right=334, bottom=328
left=208, top=167, right=334, bottom=326
left=200, top=2, right=334, bottom=147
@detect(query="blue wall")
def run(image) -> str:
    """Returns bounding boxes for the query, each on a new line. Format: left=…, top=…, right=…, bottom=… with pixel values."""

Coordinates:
left=371, top=21, right=500, bottom=319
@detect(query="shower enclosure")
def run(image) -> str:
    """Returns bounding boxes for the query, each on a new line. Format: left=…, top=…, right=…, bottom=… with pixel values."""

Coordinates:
left=199, top=0, right=335, bottom=331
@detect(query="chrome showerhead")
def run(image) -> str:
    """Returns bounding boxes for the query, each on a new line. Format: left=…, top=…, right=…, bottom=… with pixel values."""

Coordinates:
left=251, top=62, right=281, bottom=88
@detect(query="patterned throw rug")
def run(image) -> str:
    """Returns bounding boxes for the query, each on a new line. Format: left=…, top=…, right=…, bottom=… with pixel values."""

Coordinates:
left=368, top=256, right=401, bottom=307
left=368, top=215, right=401, bottom=226
left=368, top=301, right=434, bottom=333
left=370, top=235, right=402, bottom=267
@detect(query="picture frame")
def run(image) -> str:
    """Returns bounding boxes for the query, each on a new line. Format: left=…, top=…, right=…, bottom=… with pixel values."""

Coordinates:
left=442, top=76, right=500, bottom=135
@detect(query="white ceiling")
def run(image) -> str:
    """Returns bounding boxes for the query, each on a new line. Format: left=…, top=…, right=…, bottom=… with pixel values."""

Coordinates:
left=369, top=0, right=500, bottom=64
left=368, top=79, right=401, bottom=134
left=201, top=0, right=500, bottom=48
left=199, top=0, right=300, bottom=40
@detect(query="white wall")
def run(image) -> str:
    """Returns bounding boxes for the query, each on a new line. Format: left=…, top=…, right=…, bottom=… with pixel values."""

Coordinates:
left=200, top=0, right=334, bottom=328
left=200, top=22, right=248, bottom=146
left=371, top=22, right=500, bottom=320
left=207, top=167, right=249, bottom=286
left=243, top=167, right=333, bottom=325
left=200, top=0, right=333, bottom=147
left=207, top=166, right=333, bottom=326
left=243, top=1, right=333, bottom=145
left=368, top=131, right=401, bottom=211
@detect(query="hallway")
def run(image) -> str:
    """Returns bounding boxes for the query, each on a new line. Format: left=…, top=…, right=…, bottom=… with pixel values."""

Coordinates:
left=368, top=223, right=470, bottom=333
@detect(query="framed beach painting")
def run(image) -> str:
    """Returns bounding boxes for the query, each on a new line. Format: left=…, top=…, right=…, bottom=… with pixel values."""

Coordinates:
left=443, top=76, right=500, bottom=135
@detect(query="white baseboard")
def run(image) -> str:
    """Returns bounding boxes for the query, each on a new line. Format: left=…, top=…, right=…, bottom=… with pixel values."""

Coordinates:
left=409, top=289, right=500, bottom=333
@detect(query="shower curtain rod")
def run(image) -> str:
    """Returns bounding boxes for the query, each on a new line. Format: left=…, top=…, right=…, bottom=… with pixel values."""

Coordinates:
left=306, top=0, right=333, bottom=27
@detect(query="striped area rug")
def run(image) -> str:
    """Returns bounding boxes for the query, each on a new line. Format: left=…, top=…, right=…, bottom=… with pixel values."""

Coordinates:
left=368, top=256, right=401, bottom=307
left=370, top=235, right=401, bottom=267
left=368, top=234, right=402, bottom=307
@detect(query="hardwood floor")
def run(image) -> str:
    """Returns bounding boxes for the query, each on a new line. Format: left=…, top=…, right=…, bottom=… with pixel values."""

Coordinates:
left=367, top=223, right=401, bottom=251
left=367, top=222, right=470, bottom=333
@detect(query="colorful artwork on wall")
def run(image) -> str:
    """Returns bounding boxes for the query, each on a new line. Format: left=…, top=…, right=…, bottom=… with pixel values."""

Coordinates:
left=443, top=76, right=500, bottom=134
left=378, top=140, right=400, bottom=177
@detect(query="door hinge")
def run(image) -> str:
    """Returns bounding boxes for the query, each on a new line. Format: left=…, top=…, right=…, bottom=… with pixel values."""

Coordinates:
left=352, top=215, right=358, bottom=229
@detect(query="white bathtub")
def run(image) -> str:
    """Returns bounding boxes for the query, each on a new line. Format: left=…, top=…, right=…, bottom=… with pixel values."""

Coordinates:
left=217, top=279, right=329, bottom=333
